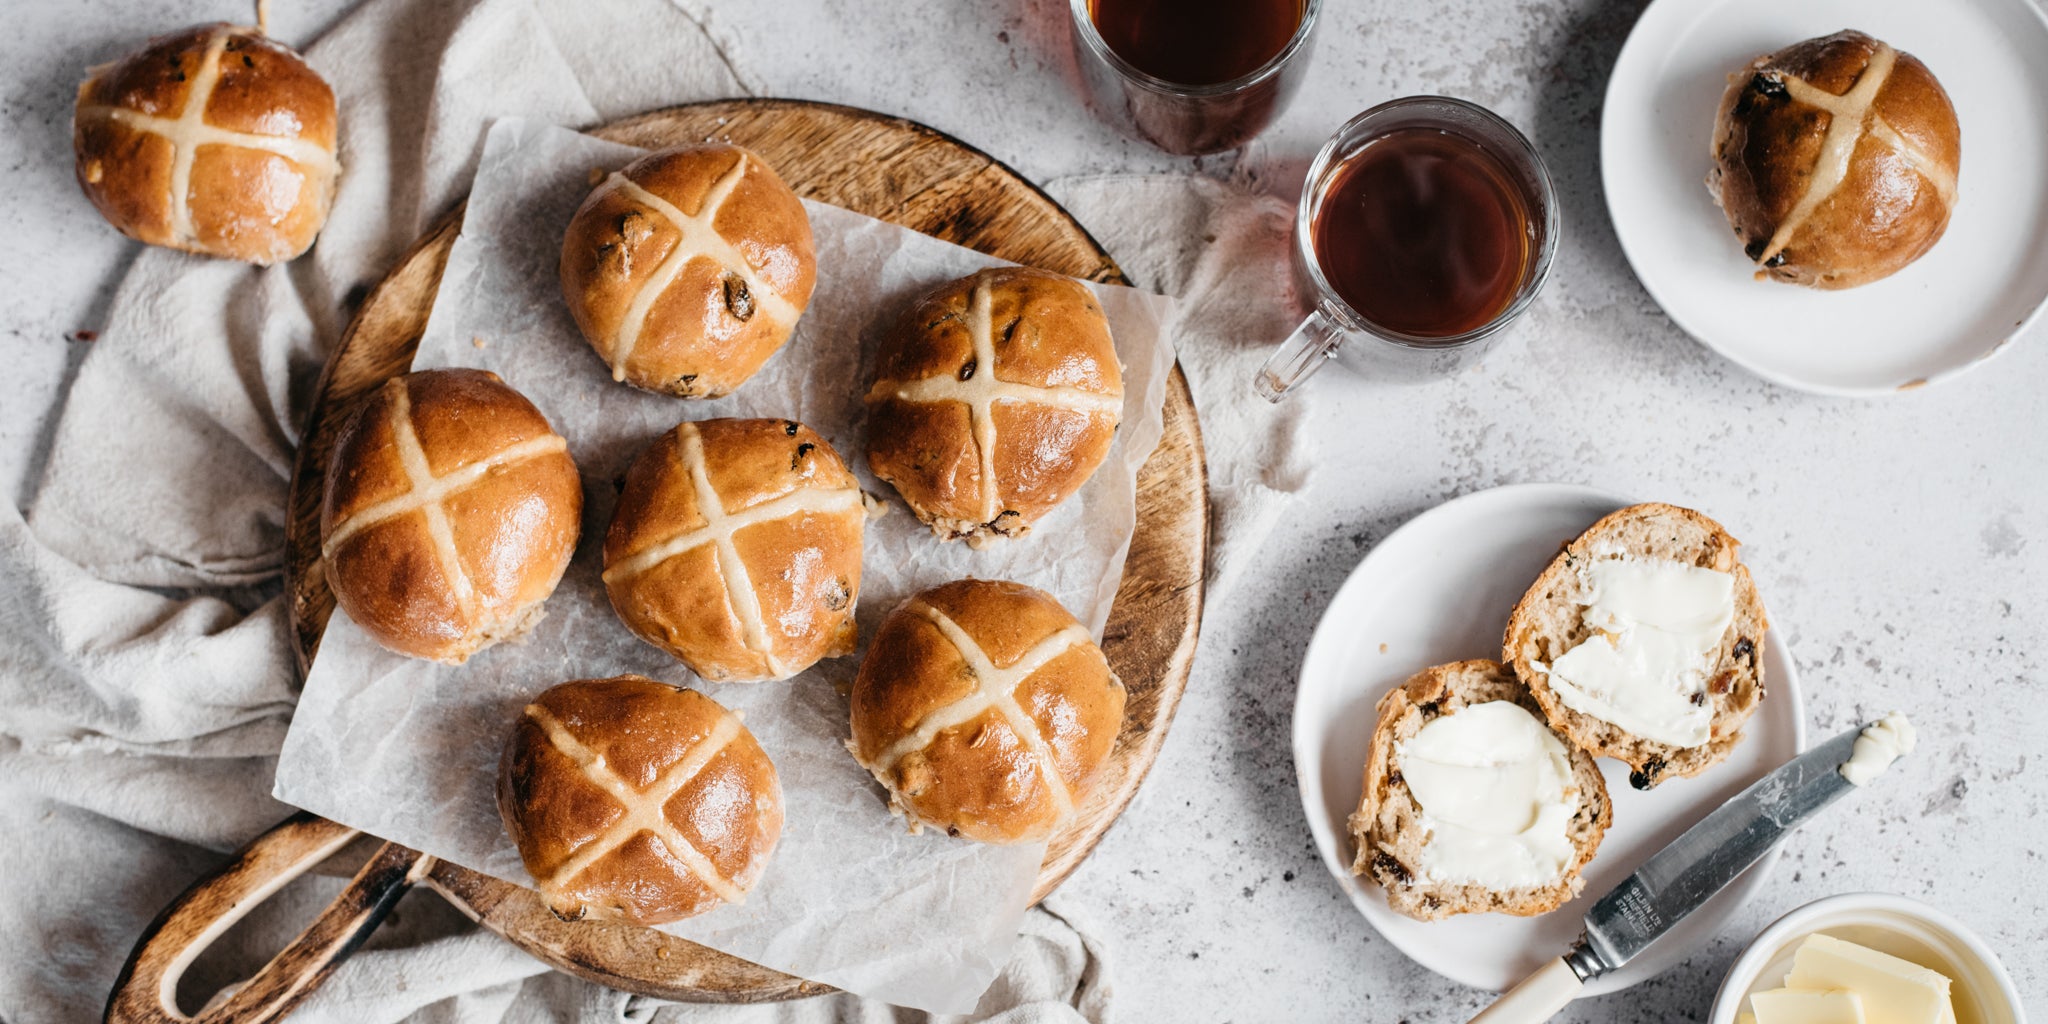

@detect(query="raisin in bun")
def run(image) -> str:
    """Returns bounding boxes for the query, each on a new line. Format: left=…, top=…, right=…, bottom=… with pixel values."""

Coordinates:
left=865, top=267, right=1123, bottom=547
left=848, top=579, right=1125, bottom=843
left=74, top=22, right=339, bottom=264
left=321, top=369, right=581, bottom=663
left=603, top=418, right=865, bottom=683
left=560, top=144, right=816, bottom=397
left=498, top=676, right=781, bottom=925
left=1708, top=30, right=1960, bottom=289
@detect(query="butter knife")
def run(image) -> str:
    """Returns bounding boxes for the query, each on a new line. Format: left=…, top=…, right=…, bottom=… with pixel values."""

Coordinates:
left=1467, top=721, right=1888, bottom=1023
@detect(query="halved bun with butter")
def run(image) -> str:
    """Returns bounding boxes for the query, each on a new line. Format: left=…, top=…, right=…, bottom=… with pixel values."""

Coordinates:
left=1503, top=503, right=1768, bottom=790
left=1350, top=660, right=1610, bottom=921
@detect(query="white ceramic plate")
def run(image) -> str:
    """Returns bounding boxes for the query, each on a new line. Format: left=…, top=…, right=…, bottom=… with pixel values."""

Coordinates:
left=1601, top=0, right=2048, bottom=395
left=1292, top=484, right=1806, bottom=994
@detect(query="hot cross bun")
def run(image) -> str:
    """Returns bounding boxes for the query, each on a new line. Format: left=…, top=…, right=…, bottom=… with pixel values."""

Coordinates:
left=74, top=22, right=339, bottom=264
left=1708, top=30, right=1960, bottom=289
left=865, top=267, right=1124, bottom=547
left=603, top=418, right=865, bottom=683
left=498, top=676, right=782, bottom=925
left=559, top=144, right=816, bottom=397
left=320, top=369, right=581, bottom=663
left=848, top=579, right=1125, bottom=844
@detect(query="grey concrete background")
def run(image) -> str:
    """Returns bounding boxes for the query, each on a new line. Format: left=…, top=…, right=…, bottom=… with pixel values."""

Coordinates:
left=2, top=0, right=2042, bottom=1020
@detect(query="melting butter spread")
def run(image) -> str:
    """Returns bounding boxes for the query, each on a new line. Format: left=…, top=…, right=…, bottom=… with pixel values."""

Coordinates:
left=1396, top=701, right=1576, bottom=888
left=1539, top=557, right=1736, bottom=748
left=1840, top=711, right=1916, bottom=786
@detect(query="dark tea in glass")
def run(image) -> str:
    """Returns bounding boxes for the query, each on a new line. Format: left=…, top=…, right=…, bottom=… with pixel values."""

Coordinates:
left=1088, top=0, right=1304, bottom=87
left=1069, top=0, right=1321, bottom=156
left=1256, top=97, right=1559, bottom=400
left=1311, top=128, right=1532, bottom=338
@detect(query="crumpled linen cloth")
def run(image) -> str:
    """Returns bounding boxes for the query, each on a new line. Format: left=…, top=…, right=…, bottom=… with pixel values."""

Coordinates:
left=1049, top=174, right=1309, bottom=598
left=0, top=0, right=1309, bottom=1019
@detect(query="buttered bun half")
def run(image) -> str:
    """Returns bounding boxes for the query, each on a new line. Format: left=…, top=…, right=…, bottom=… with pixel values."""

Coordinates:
left=1351, top=660, right=1610, bottom=922
left=1503, top=503, right=1767, bottom=790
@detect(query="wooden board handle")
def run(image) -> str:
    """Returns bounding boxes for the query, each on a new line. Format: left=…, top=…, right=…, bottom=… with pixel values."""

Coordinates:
left=104, top=812, right=434, bottom=1024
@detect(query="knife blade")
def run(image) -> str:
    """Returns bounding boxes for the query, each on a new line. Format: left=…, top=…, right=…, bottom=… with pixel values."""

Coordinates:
left=1572, top=724, right=1863, bottom=977
left=1467, top=721, right=1886, bottom=1024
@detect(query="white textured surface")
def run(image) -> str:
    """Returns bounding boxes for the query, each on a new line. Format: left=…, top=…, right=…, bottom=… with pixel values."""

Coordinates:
left=3, top=0, right=2044, bottom=1020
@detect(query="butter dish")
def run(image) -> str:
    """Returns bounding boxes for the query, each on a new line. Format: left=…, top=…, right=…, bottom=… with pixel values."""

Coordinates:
left=1712, top=893, right=2024, bottom=1024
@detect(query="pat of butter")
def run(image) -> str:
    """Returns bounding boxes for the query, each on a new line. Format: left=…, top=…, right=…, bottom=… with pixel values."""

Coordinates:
left=1396, top=701, right=1577, bottom=889
left=1840, top=712, right=1916, bottom=785
left=1786, top=934, right=1954, bottom=1024
left=1539, top=557, right=1736, bottom=748
left=1751, top=988, right=1865, bottom=1024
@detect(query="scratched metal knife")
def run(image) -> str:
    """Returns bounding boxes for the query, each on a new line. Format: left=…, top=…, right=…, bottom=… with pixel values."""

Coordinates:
left=1467, top=721, right=1887, bottom=1023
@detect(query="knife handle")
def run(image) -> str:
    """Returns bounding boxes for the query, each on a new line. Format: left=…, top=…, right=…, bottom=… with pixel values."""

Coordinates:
left=1464, top=956, right=1583, bottom=1024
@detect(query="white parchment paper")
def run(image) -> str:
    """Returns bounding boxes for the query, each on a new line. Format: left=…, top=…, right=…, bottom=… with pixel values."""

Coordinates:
left=273, top=117, right=1174, bottom=1013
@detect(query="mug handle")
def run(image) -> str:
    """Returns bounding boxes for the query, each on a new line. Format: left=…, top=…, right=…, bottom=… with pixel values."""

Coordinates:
left=1253, top=310, right=1345, bottom=402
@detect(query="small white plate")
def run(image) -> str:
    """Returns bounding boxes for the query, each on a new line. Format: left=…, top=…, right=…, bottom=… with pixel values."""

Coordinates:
left=1292, top=483, right=1806, bottom=994
left=1601, top=0, right=2048, bottom=395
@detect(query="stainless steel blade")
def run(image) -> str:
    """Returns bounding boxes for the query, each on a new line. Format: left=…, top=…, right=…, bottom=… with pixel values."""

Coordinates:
left=1572, top=725, right=1868, bottom=977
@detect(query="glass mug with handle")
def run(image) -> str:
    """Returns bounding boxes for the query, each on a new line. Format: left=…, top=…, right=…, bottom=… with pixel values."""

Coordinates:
left=1069, top=0, right=1323, bottom=156
left=1256, top=96, right=1560, bottom=400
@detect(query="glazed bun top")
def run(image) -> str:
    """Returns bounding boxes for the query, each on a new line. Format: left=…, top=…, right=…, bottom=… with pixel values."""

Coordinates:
left=864, top=267, right=1123, bottom=547
left=74, top=22, right=340, bottom=264
left=1708, top=29, right=1959, bottom=289
left=559, top=144, right=816, bottom=397
left=320, top=368, right=581, bottom=664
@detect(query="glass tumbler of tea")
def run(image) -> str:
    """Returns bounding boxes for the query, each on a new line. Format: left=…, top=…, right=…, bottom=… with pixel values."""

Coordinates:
left=1255, top=96, right=1559, bottom=400
left=1069, top=0, right=1322, bottom=156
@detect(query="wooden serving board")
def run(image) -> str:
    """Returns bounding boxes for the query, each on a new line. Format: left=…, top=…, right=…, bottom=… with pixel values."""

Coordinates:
left=107, top=99, right=1207, bottom=1023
